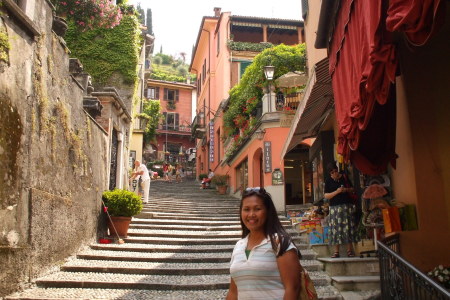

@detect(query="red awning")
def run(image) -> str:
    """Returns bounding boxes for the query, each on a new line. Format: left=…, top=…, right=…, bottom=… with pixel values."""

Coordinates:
left=386, top=0, right=446, bottom=46
left=329, top=0, right=398, bottom=175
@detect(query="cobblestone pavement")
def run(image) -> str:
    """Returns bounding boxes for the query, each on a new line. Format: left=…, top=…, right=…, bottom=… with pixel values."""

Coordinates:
left=5, top=180, right=342, bottom=299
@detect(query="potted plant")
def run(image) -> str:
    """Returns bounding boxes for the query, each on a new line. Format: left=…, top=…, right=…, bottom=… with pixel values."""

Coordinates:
left=102, top=189, right=143, bottom=237
left=212, top=174, right=230, bottom=195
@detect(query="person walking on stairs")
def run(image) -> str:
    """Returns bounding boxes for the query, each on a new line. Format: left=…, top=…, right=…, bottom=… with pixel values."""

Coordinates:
left=226, top=187, right=303, bottom=299
left=131, top=160, right=151, bottom=204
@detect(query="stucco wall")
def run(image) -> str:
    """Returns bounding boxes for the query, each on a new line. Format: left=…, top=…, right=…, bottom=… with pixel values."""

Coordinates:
left=391, top=12, right=450, bottom=271
left=0, top=1, right=108, bottom=296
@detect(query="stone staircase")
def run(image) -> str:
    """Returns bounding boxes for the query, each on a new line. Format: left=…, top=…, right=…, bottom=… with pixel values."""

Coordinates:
left=6, top=180, right=341, bottom=299
left=311, top=240, right=381, bottom=299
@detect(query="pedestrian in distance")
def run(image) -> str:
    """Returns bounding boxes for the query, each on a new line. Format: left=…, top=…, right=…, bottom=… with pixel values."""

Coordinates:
left=324, top=162, right=358, bottom=258
left=175, top=164, right=182, bottom=183
left=130, top=160, right=151, bottom=204
left=226, top=187, right=303, bottom=300
left=200, top=169, right=214, bottom=189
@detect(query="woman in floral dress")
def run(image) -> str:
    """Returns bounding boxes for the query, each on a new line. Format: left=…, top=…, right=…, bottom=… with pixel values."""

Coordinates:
left=324, top=162, right=358, bottom=258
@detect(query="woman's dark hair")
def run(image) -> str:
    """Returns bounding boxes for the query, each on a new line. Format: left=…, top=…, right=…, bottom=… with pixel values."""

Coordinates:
left=239, top=188, right=294, bottom=257
left=326, top=161, right=338, bottom=174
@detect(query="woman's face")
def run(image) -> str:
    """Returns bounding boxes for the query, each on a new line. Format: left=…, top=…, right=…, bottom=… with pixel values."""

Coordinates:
left=330, top=169, right=340, bottom=181
left=241, top=195, right=267, bottom=234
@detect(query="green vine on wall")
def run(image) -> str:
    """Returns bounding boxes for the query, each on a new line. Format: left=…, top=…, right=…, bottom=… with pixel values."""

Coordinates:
left=64, top=15, right=142, bottom=85
left=227, top=40, right=274, bottom=52
left=0, top=27, right=10, bottom=63
left=223, top=43, right=306, bottom=157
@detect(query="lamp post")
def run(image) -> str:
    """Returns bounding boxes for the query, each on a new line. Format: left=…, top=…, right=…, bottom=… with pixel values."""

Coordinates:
left=264, top=65, right=275, bottom=113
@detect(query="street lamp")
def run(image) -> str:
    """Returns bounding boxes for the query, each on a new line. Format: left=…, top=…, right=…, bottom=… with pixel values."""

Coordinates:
left=255, top=128, right=266, bottom=140
left=264, top=65, right=275, bottom=113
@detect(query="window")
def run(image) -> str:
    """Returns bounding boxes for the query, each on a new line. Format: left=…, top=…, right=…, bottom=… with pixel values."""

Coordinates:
left=146, top=86, right=159, bottom=99
left=202, top=59, right=206, bottom=84
left=164, top=88, right=179, bottom=101
left=162, top=112, right=179, bottom=130
left=240, top=61, right=251, bottom=79
left=217, top=31, right=220, bottom=56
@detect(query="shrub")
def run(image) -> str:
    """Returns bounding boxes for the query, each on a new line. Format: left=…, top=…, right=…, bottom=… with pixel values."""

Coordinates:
left=198, top=173, right=208, bottom=181
left=212, top=174, right=229, bottom=186
left=102, top=189, right=142, bottom=217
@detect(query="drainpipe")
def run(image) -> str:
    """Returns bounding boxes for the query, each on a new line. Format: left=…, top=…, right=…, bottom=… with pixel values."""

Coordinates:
left=202, top=27, right=211, bottom=172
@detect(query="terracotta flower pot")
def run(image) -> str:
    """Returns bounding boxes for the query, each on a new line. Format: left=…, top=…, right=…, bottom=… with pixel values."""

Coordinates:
left=218, top=185, right=227, bottom=195
left=107, top=216, right=132, bottom=238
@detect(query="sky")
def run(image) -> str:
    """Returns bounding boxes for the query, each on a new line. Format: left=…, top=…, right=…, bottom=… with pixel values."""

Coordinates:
left=130, top=0, right=303, bottom=63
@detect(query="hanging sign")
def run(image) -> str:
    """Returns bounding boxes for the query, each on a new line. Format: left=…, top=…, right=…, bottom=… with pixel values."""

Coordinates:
left=264, top=141, right=272, bottom=173
left=209, top=121, right=214, bottom=162
left=272, top=168, right=284, bottom=185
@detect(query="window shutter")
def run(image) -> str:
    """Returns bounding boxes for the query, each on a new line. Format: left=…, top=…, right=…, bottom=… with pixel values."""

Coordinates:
left=146, top=88, right=150, bottom=98
left=175, top=113, right=179, bottom=130
left=163, top=112, right=167, bottom=129
left=175, top=90, right=179, bottom=101
left=155, top=87, right=160, bottom=99
left=164, top=88, right=168, bottom=100
left=240, top=61, right=251, bottom=79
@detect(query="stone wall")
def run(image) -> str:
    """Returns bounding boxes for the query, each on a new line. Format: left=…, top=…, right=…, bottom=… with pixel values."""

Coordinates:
left=0, top=0, right=109, bottom=296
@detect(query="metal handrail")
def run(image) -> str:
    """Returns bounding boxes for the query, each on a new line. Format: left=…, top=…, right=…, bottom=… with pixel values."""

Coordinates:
left=378, top=235, right=450, bottom=300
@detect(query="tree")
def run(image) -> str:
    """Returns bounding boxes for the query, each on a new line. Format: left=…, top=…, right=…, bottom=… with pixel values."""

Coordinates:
left=179, top=52, right=187, bottom=63
left=146, top=8, right=153, bottom=35
left=159, top=45, right=163, bottom=54
left=136, top=3, right=145, bottom=25
left=139, top=100, right=163, bottom=142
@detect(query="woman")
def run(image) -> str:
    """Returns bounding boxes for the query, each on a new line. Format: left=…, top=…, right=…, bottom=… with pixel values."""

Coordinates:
left=226, top=188, right=302, bottom=300
left=324, top=162, right=358, bottom=258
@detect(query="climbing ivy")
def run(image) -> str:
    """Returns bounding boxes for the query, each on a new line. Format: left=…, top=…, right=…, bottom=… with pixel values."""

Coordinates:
left=138, top=99, right=163, bottom=142
left=64, top=15, right=142, bottom=84
left=0, top=27, right=10, bottom=63
left=223, top=43, right=306, bottom=151
left=227, top=40, right=274, bottom=52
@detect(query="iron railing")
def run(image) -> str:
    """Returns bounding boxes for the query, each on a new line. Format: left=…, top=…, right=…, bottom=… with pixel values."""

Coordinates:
left=378, top=234, right=450, bottom=300
left=275, top=92, right=302, bottom=112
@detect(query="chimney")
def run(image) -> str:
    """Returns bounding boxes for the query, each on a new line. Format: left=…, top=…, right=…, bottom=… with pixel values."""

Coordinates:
left=214, top=7, right=221, bottom=17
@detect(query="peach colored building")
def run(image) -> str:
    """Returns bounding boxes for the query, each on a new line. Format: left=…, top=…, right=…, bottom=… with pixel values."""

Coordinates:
left=144, top=79, right=196, bottom=164
left=190, top=8, right=304, bottom=210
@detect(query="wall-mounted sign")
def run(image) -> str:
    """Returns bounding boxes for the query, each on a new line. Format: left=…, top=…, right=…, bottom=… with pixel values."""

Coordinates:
left=272, top=168, right=283, bottom=185
left=209, top=121, right=214, bottom=162
left=264, top=141, right=272, bottom=173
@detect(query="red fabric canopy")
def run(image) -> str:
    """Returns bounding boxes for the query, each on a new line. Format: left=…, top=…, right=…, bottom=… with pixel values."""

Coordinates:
left=386, top=0, right=446, bottom=46
left=329, top=0, right=397, bottom=175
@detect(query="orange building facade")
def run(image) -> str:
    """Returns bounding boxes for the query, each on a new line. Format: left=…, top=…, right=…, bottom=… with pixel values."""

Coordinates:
left=143, top=79, right=196, bottom=164
left=190, top=8, right=304, bottom=210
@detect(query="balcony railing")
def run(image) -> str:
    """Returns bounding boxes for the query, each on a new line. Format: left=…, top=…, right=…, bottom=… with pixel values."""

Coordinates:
left=158, top=125, right=191, bottom=132
left=133, top=118, right=147, bottom=131
left=378, top=234, right=450, bottom=300
left=275, top=92, right=302, bottom=112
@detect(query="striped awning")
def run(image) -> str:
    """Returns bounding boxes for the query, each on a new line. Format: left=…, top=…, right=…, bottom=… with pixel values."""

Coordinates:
left=281, top=58, right=334, bottom=157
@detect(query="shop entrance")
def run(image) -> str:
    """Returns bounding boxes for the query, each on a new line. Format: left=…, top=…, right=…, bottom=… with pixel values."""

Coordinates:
left=284, top=145, right=312, bottom=204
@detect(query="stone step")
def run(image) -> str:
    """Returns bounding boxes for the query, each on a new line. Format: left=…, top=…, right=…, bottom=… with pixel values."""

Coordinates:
left=5, top=287, right=344, bottom=300
left=331, top=276, right=380, bottom=291
left=90, top=243, right=237, bottom=253
left=126, top=228, right=301, bottom=238
left=77, top=248, right=315, bottom=263
left=34, top=270, right=331, bottom=290
left=317, top=257, right=380, bottom=277
left=129, top=223, right=242, bottom=231
left=78, top=249, right=232, bottom=263
left=36, top=272, right=230, bottom=289
left=121, top=236, right=308, bottom=247
left=59, top=258, right=323, bottom=275
left=132, top=217, right=241, bottom=225
left=61, top=260, right=231, bottom=275
left=5, top=288, right=230, bottom=299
